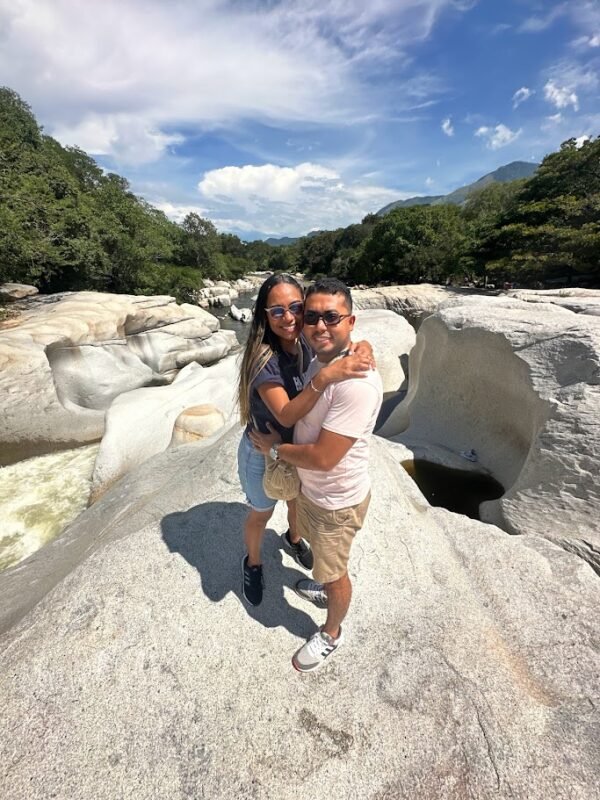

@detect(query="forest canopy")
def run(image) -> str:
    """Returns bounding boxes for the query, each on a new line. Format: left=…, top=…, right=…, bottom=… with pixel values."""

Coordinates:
left=0, top=88, right=274, bottom=300
left=1, top=87, right=598, bottom=298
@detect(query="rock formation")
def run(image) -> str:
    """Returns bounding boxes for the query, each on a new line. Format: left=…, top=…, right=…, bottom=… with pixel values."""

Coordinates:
left=0, top=282, right=39, bottom=301
left=230, top=304, right=253, bottom=323
left=380, top=295, right=600, bottom=572
left=352, top=309, right=415, bottom=393
left=0, top=292, right=238, bottom=466
left=171, top=404, right=228, bottom=445
left=353, top=283, right=460, bottom=328
left=507, top=287, right=600, bottom=317
left=90, top=357, right=240, bottom=500
left=197, top=275, right=265, bottom=309
left=0, top=429, right=597, bottom=799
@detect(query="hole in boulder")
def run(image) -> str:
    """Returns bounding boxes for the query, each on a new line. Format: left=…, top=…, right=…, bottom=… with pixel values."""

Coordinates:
left=401, top=459, right=504, bottom=520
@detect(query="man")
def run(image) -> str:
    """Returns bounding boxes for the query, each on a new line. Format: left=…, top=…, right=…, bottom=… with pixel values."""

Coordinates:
left=250, top=278, right=383, bottom=672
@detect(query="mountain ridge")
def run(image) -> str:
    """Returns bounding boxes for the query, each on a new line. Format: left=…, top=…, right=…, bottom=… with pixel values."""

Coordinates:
left=377, top=160, right=538, bottom=216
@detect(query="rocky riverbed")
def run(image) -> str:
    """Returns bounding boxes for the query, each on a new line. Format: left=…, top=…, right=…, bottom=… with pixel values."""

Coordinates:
left=0, top=281, right=599, bottom=799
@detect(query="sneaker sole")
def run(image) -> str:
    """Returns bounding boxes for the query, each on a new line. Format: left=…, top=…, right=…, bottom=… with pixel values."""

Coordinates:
left=241, top=555, right=263, bottom=607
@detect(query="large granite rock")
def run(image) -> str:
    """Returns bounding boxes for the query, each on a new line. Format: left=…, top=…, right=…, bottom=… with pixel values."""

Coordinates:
left=507, top=287, right=600, bottom=317
left=353, top=309, right=415, bottom=393
left=90, top=356, right=240, bottom=500
left=0, top=292, right=236, bottom=466
left=0, top=282, right=39, bottom=301
left=0, top=430, right=598, bottom=799
left=353, top=284, right=461, bottom=329
left=379, top=296, right=600, bottom=572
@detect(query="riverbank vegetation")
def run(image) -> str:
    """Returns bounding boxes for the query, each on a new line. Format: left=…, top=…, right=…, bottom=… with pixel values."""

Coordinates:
left=1, top=87, right=598, bottom=297
left=0, top=88, right=274, bottom=301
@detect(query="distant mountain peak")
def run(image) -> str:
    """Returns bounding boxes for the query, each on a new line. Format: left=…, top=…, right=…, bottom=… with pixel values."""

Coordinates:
left=377, top=161, right=538, bottom=216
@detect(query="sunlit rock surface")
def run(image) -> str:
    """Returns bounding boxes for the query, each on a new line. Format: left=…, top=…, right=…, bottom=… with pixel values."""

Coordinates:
left=380, top=295, right=600, bottom=571
left=90, top=357, right=240, bottom=501
left=0, top=292, right=237, bottom=466
left=353, top=309, right=415, bottom=393
left=0, top=431, right=597, bottom=799
left=353, top=283, right=459, bottom=328
left=507, top=287, right=600, bottom=317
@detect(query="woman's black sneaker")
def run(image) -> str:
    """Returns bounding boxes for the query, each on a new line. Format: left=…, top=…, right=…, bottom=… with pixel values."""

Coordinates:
left=282, top=529, right=314, bottom=570
left=242, top=555, right=264, bottom=606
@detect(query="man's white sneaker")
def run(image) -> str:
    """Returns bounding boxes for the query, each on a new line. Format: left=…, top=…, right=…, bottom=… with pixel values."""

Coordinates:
left=292, top=626, right=344, bottom=672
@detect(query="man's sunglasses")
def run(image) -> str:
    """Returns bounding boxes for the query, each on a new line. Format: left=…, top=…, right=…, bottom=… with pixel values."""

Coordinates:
left=265, top=301, right=304, bottom=319
left=303, top=310, right=352, bottom=327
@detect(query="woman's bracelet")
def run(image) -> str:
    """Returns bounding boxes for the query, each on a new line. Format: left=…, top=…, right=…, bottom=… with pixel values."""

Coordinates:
left=309, top=378, right=324, bottom=394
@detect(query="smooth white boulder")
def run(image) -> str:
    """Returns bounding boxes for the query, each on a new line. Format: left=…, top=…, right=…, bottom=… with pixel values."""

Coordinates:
left=0, top=292, right=236, bottom=465
left=353, top=283, right=459, bottom=328
left=0, top=430, right=597, bottom=799
left=230, top=304, right=252, bottom=323
left=90, top=355, right=240, bottom=500
left=170, top=404, right=227, bottom=445
left=380, top=295, right=600, bottom=570
left=353, top=309, right=415, bottom=393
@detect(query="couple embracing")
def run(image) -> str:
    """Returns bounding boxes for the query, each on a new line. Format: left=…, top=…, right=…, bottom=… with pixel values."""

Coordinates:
left=237, top=275, right=383, bottom=672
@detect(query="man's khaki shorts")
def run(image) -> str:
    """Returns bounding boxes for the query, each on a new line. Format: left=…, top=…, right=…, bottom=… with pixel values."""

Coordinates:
left=296, top=491, right=371, bottom=584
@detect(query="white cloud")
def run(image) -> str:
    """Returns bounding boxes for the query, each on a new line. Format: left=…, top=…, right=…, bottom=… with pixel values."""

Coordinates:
left=0, top=0, right=471, bottom=165
left=198, top=163, right=340, bottom=205
left=590, top=34, right=600, bottom=47
left=575, top=135, right=591, bottom=147
left=425, top=177, right=435, bottom=188
left=152, top=203, right=210, bottom=224
left=512, top=87, right=534, bottom=108
left=544, top=80, right=579, bottom=111
left=52, top=115, right=184, bottom=165
left=475, top=124, right=522, bottom=150
left=195, top=162, right=401, bottom=236
left=441, top=117, right=454, bottom=136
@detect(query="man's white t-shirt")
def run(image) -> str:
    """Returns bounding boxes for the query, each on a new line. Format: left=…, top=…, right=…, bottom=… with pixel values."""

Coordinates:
left=294, top=356, right=383, bottom=511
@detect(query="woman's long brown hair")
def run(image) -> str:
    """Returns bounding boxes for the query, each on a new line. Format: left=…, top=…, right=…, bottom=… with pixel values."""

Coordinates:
left=237, top=273, right=304, bottom=425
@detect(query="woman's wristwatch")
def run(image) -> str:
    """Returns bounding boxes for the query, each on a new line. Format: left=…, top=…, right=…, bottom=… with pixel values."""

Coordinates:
left=269, top=442, right=281, bottom=461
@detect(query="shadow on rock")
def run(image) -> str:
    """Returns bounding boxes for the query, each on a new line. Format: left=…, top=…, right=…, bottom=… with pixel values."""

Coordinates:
left=161, top=501, right=317, bottom=640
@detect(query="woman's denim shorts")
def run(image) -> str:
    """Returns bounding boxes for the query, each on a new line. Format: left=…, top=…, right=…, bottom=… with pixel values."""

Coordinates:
left=237, top=432, right=277, bottom=512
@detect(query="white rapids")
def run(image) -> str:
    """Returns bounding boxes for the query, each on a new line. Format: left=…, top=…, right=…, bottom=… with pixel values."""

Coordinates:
left=0, top=444, right=99, bottom=572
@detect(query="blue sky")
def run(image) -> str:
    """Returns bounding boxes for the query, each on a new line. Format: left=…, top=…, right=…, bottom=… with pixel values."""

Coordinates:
left=1, top=0, right=598, bottom=239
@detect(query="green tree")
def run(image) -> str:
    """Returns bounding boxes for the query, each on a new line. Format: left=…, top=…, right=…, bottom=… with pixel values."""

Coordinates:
left=352, top=204, right=467, bottom=285
left=181, top=213, right=219, bottom=275
left=476, top=138, right=600, bottom=285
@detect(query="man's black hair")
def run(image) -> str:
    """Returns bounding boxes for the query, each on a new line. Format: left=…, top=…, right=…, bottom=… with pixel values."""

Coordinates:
left=305, top=277, right=353, bottom=312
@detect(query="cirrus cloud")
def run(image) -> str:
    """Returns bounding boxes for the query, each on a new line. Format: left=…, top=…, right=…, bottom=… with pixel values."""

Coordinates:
left=0, top=0, right=473, bottom=165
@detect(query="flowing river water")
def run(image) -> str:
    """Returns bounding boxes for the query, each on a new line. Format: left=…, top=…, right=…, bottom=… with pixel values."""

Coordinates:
left=0, top=444, right=99, bottom=572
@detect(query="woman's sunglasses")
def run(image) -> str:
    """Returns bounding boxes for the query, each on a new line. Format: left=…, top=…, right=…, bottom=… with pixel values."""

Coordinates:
left=303, top=310, right=352, bottom=327
left=265, top=301, right=304, bottom=319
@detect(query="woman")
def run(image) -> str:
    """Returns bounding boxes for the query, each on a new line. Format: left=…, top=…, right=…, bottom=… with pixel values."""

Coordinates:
left=237, top=273, right=373, bottom=606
